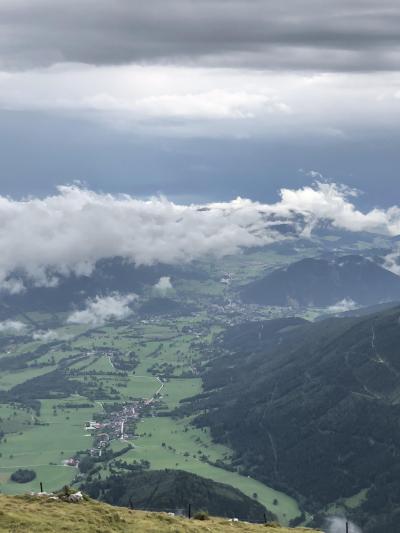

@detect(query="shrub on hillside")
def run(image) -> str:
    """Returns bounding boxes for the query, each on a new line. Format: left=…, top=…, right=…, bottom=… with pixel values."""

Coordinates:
left=10, top=469, right=36, bottom=483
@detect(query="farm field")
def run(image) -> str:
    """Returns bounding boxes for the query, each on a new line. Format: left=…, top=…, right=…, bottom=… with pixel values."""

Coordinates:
left=0, top=307, right=302, bottom=524
left=0, top=397, right=95, bottom=494
left=128, top=417, right=299, bottom=524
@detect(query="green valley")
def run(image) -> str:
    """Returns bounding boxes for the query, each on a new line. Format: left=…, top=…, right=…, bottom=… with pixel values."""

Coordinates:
left=0, top=296, right=302, bottom=525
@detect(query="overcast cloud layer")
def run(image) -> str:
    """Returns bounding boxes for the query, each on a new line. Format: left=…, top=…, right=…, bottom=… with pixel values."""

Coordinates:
left=1, top=0, right=400, bottom=72
left=1, top=64, right=399, bottom=139
left=0, top=182, right=399, bottom=291
left=1, top=2, right=400, bottom=139
left=0, top=2, right=398, bottom=205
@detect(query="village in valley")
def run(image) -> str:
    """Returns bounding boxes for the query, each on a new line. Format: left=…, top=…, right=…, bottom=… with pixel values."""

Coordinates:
left=83, top=381, right=163, bottom=459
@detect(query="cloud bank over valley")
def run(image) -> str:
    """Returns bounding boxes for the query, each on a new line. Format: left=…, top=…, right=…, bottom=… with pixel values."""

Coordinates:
left=0, top=182, right=400, bottom=292
left=67, top=293, right=138, bottom=327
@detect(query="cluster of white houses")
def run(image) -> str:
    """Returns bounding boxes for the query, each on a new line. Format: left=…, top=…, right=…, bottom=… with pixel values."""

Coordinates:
left=84, top=402, right=139, bottom=457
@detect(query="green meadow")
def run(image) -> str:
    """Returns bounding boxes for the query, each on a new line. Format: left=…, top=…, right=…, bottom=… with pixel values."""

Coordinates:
left=0, top=398, right=94, bottom=494
left=0, top=310, right=301, bottom=524
left=126, top=417, right=299, bottom=524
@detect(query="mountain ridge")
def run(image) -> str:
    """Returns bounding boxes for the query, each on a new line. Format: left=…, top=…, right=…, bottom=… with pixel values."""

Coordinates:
left=82, top=469, right=275, bottom=523
left=240, top=255, right=400, bottom=307
left=186, top=307, right=400, bottom=532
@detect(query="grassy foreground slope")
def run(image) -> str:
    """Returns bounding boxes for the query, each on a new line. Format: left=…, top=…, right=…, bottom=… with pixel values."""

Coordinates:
left=0, top=496, right=319, bottom=533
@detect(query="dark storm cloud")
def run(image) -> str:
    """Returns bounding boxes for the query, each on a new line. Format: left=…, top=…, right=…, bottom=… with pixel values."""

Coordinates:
left=1, top=0, right=400, bottom=71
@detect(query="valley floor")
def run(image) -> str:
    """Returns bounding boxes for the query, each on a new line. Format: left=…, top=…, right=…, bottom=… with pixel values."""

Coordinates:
left=0, top=312, right=301, bottom=524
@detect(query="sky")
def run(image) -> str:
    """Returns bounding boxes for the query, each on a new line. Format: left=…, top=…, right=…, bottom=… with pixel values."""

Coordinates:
left=0, top=0, right=399, bottom=206
left=1, top=1, right=400, bottom=290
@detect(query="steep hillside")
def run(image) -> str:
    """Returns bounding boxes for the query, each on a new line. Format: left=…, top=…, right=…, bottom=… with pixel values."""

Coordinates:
left=241, top=255, right=400, bottom=307
left=82, top=469, right=274, bottom=523
left=0, top=495, right=319, bottom=533
left=188, top=308, right=400, bottom=532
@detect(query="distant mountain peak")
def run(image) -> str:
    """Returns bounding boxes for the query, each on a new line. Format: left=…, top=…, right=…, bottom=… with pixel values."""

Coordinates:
left=241, top=254, right=400, bottom=308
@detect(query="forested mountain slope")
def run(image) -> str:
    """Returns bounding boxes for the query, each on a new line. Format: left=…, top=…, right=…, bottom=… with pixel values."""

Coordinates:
left=241, top=255, right=400, bottom=306
left=189, top=308, right=400, bottom=532
left=0, top=258, right=204, bottom=314
left=82, top=469, right=274, bottom=523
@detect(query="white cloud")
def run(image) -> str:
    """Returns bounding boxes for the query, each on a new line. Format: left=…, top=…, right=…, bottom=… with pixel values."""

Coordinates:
left=325, top=517, right=362, bottom=533
left=1, top=278, right=26, bottom=294
left=153, top=276, right=173, bottom=296
left=0, top=182, right=399, bottom=291
left=274, top=182, right=400, bottom=237
left=383, top=246, right=400, bottom=275
left=133, top=91, right=290, bottom=120
left=0, top=320, right=27, bottom=333
left=0, top=65, right=290, bottom=134
left=67, top=292, right=137, bottom=327
left=305, top=170, right=324, bottom=179
left=32, top=330, right=72, bottom=342
left=327, top=299, right=359, bottom=314
left=0, top=64, right=398, bottom=137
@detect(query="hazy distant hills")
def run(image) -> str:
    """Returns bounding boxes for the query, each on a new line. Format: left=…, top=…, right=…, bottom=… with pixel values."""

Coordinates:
left=241, top=255, right=400, bottom=307
left=138, top=297, right=197, bottom=317
left=0, top=258, right=205, bottom=314
left=2, top=248, right=399, bottom=316
left=191, top=307, right=400, bottom=532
